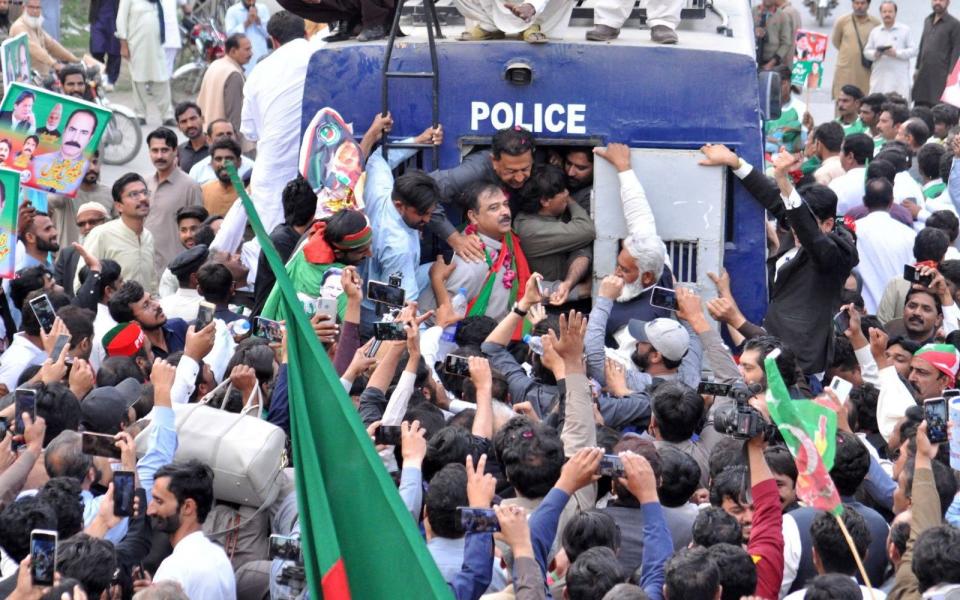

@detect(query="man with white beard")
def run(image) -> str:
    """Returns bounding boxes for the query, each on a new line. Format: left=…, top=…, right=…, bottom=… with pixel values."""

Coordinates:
left=9, top=0, right=78, bottom=77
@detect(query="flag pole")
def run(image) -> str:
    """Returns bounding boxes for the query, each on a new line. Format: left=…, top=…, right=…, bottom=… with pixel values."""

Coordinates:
left=834, top=513, right=876, bottom=600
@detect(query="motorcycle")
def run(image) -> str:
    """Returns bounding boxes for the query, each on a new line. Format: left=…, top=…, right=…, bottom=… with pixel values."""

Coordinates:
left=171, top=17, right=226, bottom=105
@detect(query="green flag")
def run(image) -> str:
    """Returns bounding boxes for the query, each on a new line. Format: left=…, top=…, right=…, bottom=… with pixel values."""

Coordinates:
left=763, top=350, right=843, bottom=516
left=228, top=165, right=453, bottom=599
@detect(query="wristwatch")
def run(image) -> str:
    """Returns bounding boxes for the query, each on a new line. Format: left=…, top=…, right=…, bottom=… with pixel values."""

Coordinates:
left=512, top=303, right=528, bottom=317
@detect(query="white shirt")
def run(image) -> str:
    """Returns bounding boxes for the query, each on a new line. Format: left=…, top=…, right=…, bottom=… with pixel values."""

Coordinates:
left=0, top=333, right=47, bottom=391
left=830, top=167, right=867, bottom=215
left=212, top=37, right=315, bottom=271
left=153, top=531, right=236, bottom=599
left=863, top=21, right=916, bottom=99
left=784, top=583, right=886, bottom=600
left=893, top=171, right=923, bottom=205
left=855, top=211, right=916, bottom=313
left=159, top=288, right=202, bottom=322
left=188, top=154, right=254, bottom=185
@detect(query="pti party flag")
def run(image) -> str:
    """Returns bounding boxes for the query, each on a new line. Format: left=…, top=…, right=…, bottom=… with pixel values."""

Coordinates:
left=0, top=167, right=20, bottom=278
left=0, top=83, right=111, bottom=198
left=795, top=30, right=829, bottom=62
left=941, top=58, right=960, bottom=108
left=763, top=351, right=843, bottom=515
left=226, top=163, right=452, bottom=600
left=299, top=107, right=366, bottom=218
left=1, top=34, right=31, bottom=91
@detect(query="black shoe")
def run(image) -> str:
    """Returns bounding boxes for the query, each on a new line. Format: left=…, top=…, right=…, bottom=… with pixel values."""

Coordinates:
left=323, top=20, right=357, bottom=42
left=162, top=118, right=176, bottom=127
left=357, top=24, right=386, bottom=42
left=138, top=118, right=146, bottom=126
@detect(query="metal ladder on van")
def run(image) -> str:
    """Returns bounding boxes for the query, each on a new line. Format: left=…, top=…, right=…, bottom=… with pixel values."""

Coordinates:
left=380, top=0, right=444, bottom=166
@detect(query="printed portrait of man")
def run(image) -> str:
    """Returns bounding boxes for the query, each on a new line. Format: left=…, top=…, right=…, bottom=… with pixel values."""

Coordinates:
left=31, top=108, right=97, bottom=195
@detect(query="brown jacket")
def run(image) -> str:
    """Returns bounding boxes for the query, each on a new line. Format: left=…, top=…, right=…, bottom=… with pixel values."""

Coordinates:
left=9, top=16, right=77, bottom=75
left=887, top=466, right=940, bottom=600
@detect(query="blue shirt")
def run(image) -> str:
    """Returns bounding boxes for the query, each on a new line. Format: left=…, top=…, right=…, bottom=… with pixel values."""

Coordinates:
left=154, top=318, right=189, bottom=359
left=361, top=142, right=431, bottom=314
left=224, top=2, right=271, bottom=75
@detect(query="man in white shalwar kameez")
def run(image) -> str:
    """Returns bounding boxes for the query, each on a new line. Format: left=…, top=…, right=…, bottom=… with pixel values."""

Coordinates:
left=117, top=0, right=175, bottom=124
left=454, top=0, right=575, bottom=41
left=863, top=1, right=917, bottom=99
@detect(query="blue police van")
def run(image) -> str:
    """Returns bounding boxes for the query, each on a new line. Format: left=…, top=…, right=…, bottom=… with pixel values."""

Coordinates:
left=299, top=0, right=777, bottom=325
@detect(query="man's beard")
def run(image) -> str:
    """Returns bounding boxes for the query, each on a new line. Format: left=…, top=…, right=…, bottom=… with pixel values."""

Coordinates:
left=617, top=277, right=646, bottom=303
left=566, top=175, right=590, bottom=192
left=36, top=238, right=59, bottom=253
left=150, top=512, right=181, bottom=535
left=83, top=172, right=99, bottom=185
left=631, top=347, right=650, bottom=371
left=24, top=14, right=42, bottom=28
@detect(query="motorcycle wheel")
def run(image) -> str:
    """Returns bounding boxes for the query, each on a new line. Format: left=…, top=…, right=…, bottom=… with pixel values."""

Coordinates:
left=101, top=112, right=143, bottom=166
left=171, top=64, right=206, bottom=105
left=816, top=5, right=827, bottom=27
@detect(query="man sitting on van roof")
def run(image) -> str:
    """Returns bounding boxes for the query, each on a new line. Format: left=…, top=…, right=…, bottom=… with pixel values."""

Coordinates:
left=586, top=0, right=681, bottom=43
left=454, top=0, right=571, bottom=43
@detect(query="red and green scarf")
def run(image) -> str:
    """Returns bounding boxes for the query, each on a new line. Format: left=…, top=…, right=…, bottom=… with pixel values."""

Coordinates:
left=464, top=225, right=531, bottom=340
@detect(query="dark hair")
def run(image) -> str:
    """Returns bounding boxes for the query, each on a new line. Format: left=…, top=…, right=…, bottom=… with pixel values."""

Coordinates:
left=463, top=180, right=505, bottom=215
left=206, top=118, right=231, bottom=136
left=865, top=157, right=897, bottom=184
left=900, top=456, right=959, bottom=518
left=863, top=177, right=894, bottom=211
left=841, top=133, right=874, bottom=166
left=10, top=265, right=50, bottom=311
left=882, top=102, right=911, bottom=127
left=710, top=464, right=748, bottom=508
left=692, top=506, right=743, bottom=547
left=403, top=403, right=445, bottom=439
left=940, top=150, right=954, bottom=184
left=813, top=121, right=844, bottom=152
left=267, top=10, right=305, bottom=45
left=0, top=496, right=57, bottom=561
left=29, top=382, right=82, bottom=446
left=424, top=463, right=467, bottom=538
left=805, top=573, right=863, bottom=600
left=197, top=262, right=233, bottom=305
left=562, top=510, right=621, bottom=563
left=517, top=164, right=567, bottom=214
left=55, top=533, right=118, bottom=598
left=708, top=437, right=745, bottom=482
left=764, top=444, right=798, bottom=484
left=422, top=426, right=475, bottom=482
left=926, top=212, right=959, bottom=245
left=798, top=183, right=839, bottom=223
left=940, top=259, right=960, bottom=290
left=651, top=382, right=703, bottom=442
left=454, top=316, right=497, bottom=347
left=108, top=280, right=146, bottom=323
left=393, top=170, right=441, bottom=214
left=914, top=227, right=950, bottom=264
left=44, top=431, right=93, bottom=482
left=877, top=142, right=912, bottom=172
left=663, top=547, right=720, bottom=599
left=174, top=101, right=202, bottom=121
left=493, top=417, right=564, bottom=498
left=56, top=305, right=95, bottom=349
left=491, top=127, right=534, bottom=159
left=810, top=505, right=870, bottom=575
left=57, top=64, right=85, bottom=86
left=146, top=127, right=178, bottom=150
left=912, top=525, right=960, bottom=592
left=657, top=447, right=701, bottom=507
left=325, top=209, right=369, bottom=247
left=111, top=172, right=147, bottom=203
left=566, top=547, right=624, bottom=600
left=37, top=477, right=84, bottom=539
left=601, top=584, right=649, bottom=600
left=931, top=103, right=960, bottom=128
left=609, top=437, right=661, bottom=506
left=176, top=205, right=209, bottom=225
left=861, top=92, right=886, bottom=115
left=210, top=136, right=242, bottom=160
left=904, top=287, right=942, bottom=316
left=707, top=543, right=757, bottom=600
left=889, top=520, right=910, bottom=557
left=225, top=32, right=247, bottom=52
left=97, top=356, right=144, bottom=387
left=13, top=89, right=35, bottom=105
left=910, top=106, right=936, bottom=133
left=917, top=143, right=946, bottom=180
left=902, top=117, right=931, bottom=146
left=194, top=223, right=217, bottom=247
left=829, top=432, right=870, bottom=496
left=153, top=460, right=216, bottom=523
left=840, top=84, right=864, bottom=101
left=282, top=175, right=318, bottom=227
left=849, top=383, right=880, bottom=435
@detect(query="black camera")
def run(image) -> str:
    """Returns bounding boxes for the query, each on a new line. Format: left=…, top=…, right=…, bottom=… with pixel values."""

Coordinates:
left=712, top=383, right=774, bottom=441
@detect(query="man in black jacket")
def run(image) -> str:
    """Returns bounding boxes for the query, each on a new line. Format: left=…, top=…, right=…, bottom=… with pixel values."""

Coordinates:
left=700, top=144, right=859, bottom=376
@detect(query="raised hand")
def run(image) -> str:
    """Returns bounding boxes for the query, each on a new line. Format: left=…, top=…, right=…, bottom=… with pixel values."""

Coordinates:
left=466, top=454, right=496, bottom=508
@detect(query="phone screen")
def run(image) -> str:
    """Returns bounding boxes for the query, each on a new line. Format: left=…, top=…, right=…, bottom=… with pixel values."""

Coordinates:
left=924, top=398, right=948, bottom=443
left=443, top=354, right=471, bottom=377
left=367, top=281, right=405, bottom=307
left=81, top=432, right=122, bottom=460
left=833, top=310, right=850, bottom=336
left=253, top=317, right=284, bottom=343
left=30, top=530, right=57, bottom=586
left=374, top=425, right=402, bottom=445
left=196, top=302, right=215, bottom=330
left=649, top=286, right=677, bottom=311
left=29, top=295, right=56, bottom=333
left=458, top=507, right=500, bottom=533
left=14, top=388, right=36, bottom=433
left=112, top=471, right=135, bottom=517
left=269, top=534, right=302, bottom=562
left=373, top=321, right=406, bottom=341
left=698, top=381, right=732, bottom=397
left=598, top=454, right=625, bottom=478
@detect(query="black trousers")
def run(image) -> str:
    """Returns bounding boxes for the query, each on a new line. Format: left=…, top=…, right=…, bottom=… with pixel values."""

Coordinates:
left=278, top=0, right=393, bottom=28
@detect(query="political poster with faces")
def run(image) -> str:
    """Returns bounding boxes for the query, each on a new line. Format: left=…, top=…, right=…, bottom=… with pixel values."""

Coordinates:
left=0, top=83, right=111, bottom=198
left=0, top=167, right=21, bottom=278
left=1, top=34, right=31, bottom=91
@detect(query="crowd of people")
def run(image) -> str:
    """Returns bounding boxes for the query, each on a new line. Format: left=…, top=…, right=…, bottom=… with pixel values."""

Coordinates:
left=0, top=0, right=957, bottom=599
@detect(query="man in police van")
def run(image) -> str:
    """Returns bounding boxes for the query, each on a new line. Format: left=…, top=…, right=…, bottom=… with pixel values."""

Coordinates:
left=586, top=0, right=682, bottom=43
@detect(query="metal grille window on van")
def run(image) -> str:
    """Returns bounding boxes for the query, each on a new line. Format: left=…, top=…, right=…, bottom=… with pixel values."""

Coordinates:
left=665, top=240, right=698, bottom=283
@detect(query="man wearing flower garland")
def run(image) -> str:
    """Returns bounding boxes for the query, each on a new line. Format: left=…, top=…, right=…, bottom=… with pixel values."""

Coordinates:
left=419, top=180, right=529, bottom=336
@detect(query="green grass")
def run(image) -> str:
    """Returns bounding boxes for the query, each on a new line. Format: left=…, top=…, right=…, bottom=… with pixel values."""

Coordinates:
left=61, top=0, right=90, bottom=54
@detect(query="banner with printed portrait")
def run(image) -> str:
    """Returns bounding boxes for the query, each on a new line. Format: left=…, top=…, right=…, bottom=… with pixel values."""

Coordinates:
left=0, top=83, right=111, bottom=198
left=0, top=167, right=21, bottom=278
left=1, top=34, right=31, bottom=91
